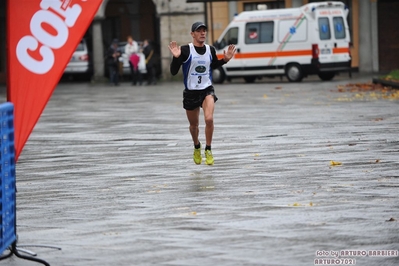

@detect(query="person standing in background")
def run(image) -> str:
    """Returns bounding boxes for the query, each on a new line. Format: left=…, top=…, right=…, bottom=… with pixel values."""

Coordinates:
left=129, top=51, right=142, bottom=86
left=107, top=39, right=121, bottom=86
left=143, top=39, right=157, bottom=85
left=125, top=36, right=139, bottom=85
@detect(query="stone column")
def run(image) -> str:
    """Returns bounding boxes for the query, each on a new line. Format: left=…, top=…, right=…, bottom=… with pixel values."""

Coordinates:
left=370, top=0, right=379, bottom=72
left=92, top=18, right=106, bottom=82
left=91, top=0, right=108, bottom=82
left=228, top=1, right=237, bottom=21
left=358, top=1, right=373, bottom=73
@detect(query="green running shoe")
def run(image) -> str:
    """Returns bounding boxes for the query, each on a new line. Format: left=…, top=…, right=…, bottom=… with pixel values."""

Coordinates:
left=193, top=144, right=202, bottom=164
left=205, top=149, right=214, bottom=165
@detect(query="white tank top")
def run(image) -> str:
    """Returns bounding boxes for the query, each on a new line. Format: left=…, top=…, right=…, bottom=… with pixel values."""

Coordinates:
left=182, top=43, right=213, bottom=90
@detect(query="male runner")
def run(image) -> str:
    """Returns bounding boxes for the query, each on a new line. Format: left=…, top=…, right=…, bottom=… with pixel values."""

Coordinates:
left=168, top=22, right=236, bottom=165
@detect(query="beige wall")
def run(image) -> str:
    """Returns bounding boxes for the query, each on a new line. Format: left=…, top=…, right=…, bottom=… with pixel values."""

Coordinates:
left=206, top=2, right=230, bottom=44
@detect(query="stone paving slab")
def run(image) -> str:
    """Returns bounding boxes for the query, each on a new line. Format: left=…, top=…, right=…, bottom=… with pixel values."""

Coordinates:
left=1, top=74, right=398, bottom=266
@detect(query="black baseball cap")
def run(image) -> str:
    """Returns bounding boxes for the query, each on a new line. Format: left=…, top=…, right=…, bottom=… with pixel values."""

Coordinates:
left=191, top=22, right=207, bottom=32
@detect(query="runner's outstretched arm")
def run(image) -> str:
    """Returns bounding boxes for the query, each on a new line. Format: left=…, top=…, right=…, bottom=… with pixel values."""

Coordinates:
left=169, top=42, right=190, bottom=75
left=210, top=44, right=236, bottom=69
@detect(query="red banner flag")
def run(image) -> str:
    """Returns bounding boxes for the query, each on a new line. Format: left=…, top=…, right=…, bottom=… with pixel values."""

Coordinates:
left=7, top=0, right=102, bottom=161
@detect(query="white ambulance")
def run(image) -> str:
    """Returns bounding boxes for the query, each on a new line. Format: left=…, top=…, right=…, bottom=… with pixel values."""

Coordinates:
left=212, top=1, right=352, bottom=83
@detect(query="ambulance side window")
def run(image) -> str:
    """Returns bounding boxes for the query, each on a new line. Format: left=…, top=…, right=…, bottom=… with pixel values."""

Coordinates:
left=318, top=17, right=331, bottom=40
left=220, top=27, right=238, bottom=48
left=260, top=22, right=274, bottom=43
left=333, top=17, right=346, bottom=39
left=245, top=22, right=274, bottom=44
left=246, top=24, right=260, bottom=44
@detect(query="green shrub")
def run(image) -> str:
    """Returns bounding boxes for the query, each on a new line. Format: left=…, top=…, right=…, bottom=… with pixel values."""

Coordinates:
left=382, top=70, right=399, bottom=81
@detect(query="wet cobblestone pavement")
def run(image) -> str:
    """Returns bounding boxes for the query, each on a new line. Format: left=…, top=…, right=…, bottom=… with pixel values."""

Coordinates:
left=1, top=74, right=398, bottom=266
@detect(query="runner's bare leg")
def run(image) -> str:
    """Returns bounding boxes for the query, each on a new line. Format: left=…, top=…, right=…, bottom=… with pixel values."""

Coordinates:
left=202, top=95, right=215, bottom=147
left=186, top=108, right=200, bottom=146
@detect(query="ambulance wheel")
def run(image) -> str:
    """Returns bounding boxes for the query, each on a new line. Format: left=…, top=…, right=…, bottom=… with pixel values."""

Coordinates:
left=244, top=76, right=256, bottom=83
left=286, top=64, right=303, bottom=82
left=212, top=67, right=225, bottom=84
left=318, top=72, right=335, bottom=81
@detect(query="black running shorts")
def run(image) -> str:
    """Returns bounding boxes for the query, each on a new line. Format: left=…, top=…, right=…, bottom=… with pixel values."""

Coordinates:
left=183, top=86, right=218, bottom=110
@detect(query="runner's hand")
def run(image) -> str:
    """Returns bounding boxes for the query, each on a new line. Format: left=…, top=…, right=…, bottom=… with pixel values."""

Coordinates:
left=168, top=41, right=181, bottom=58
left=223, top=44, right=236, bottom=62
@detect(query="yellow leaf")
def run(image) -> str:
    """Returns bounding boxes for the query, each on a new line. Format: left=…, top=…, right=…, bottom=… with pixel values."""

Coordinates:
left=330, top=160, right=342, bottom=166
left=263, top=94, right=268, bottom=98
left=292, top=202, right=301, bottom=207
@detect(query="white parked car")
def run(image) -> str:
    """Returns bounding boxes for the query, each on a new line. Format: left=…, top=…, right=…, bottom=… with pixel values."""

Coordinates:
left=64, top=39, right=92, bottom=79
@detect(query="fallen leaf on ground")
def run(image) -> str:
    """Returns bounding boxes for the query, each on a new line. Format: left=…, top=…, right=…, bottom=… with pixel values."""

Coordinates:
left=386, top=218, right=396, bottom=222
left=330, top=160, right=342, bottom=166
left=334, top=82, right=399, bottom=101
left=289, top=202, right=313, bottom=207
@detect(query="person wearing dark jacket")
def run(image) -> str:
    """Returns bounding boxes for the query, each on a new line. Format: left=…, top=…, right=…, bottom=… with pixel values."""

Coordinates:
left=143, top=39, right=157, bottom=85
left=107, top=39, right=121, bottom=86
left=168, top=22, right=236, bottom=165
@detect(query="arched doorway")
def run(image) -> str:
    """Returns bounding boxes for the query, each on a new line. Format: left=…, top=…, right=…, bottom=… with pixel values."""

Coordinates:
left=102, top=0, right=160, bottom=78
left=103, top=0, right=158, bottom=48
left=378, top=0, right=399, bottom=72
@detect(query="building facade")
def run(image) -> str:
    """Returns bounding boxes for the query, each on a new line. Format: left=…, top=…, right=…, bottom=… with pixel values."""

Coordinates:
left=0, top=0, right=398, bottom=84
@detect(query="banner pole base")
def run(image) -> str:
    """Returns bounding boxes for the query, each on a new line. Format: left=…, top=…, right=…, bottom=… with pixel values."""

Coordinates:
left=0, top=240, right=54, bottom=266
